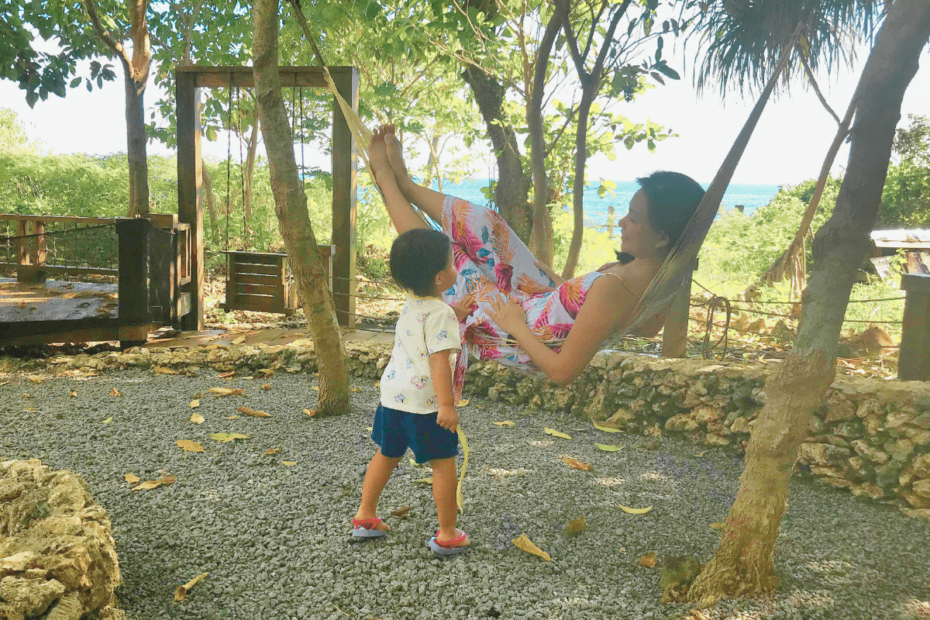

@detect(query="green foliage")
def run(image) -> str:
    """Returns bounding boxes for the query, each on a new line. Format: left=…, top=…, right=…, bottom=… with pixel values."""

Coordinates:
left=879, top=115, right=930, bottom=228
left=550, top=206, right=616, bottom=276
left=0, top=108, right=33, bottom=154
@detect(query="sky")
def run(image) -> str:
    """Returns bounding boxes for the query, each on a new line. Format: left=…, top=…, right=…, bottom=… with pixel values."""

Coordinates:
left=2, top=39, right=929, bottom=187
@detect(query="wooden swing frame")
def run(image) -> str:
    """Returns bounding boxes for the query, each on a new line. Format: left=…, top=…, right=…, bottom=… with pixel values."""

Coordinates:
left=175, top=65, right=359, bottom=329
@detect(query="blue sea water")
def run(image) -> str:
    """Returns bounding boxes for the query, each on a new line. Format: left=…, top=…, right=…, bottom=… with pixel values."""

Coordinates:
left=429, top=178, right=780, bottom=231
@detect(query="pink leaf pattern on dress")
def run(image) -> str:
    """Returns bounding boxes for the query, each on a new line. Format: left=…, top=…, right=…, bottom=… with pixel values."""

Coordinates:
left=494, top=263, right=514, bottom=294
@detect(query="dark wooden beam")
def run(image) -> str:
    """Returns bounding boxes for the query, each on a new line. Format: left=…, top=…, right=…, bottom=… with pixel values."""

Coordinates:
left=899, top=273, right=930, bottom=381
left=178, top=66, right=356, bottom=89
left=331, top=67, right=358, bottom=328
left=176, top=70, right=204, bottom=330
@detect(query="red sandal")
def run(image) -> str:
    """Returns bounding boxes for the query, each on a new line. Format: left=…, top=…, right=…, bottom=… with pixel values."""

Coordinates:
left=352, top=517, right=388, bottom=539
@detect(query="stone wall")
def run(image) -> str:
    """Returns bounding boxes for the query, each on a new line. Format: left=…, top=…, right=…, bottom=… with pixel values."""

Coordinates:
left=15, top=341, right=930, bottom=524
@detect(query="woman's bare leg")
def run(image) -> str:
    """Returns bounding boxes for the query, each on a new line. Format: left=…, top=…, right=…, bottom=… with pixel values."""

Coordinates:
left=383, top=125, right=447, bottom=224
left=369, top=126, right=428, bottom=234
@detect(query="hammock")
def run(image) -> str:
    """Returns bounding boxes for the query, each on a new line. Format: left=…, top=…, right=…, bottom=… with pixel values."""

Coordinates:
left=288, top=1, right=800, bottom=348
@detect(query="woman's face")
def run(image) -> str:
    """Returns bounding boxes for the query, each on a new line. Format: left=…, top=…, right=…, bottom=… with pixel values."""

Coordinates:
left=617, top=189, right=669, bottom=259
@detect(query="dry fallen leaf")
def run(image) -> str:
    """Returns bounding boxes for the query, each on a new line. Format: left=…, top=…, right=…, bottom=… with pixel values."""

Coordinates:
left=110, top=387, right=121, bottom=397
left=280, top=461, right=296, bottom=466
left=303, top=408, right=317, bottom=418
left=207, top=387, right=246, bottom=398
left=709, top=522, right=725, bottom=529
left=375, top=381, right=380, bottom=388
left=152, top=367, right=179, bottom=375
left=561, top=456, right=593, bottom=471
left=263, top=448, right=280, bottom=456
left=414, top=477, right=433, bottom=485
left=210, top=432, right=249, bottom=443
left=544, top=428, right=572, bottom=440
left=349, top=387, right=362, bottom=393
left=493, top=421, right=517, bottom=427
left=174, top=572, right=209, bottom=602
left=23, top=407, right=37, bottom=412
left=261, top=383, right=271, bottom=391
left=132, top=475, right=176, bottom=492
left=237, top=406, right=271, bottom=418
left=391, top=506, right=410, bottom=519
left=23, top=393, right=30, bottom=398
left=257, top=368, right=274, bottom=377
left=595, top=443, right=622, bottom=452
left=226, top=415, right=239, bottom=420
left=512, top=534, right=551, bottom=562
left=177, top=440, right=205, bottom=453
left=231, top=336, right=247, bottom=345
left=217, top=370, right=235, bottom=379
left=618, top=504, right=653, bottom=515
left=311, top=386, right=319, bottom=391
left=102, top=417, right=112, bottom=424
left=458, top=399, right=469, bottom=407
left=124, top=473, right=140, bottom=484
left=638, top=551, right=657, bottom=568
left=593, top=421, right=623, bottom=433
left=564, top=515, right=587, bottom=536
left=690, top=610, right=711, bottom=620
left=68, top=390, right=77, bottom=398
left=28, top=376, right=44, bottom=384
left=189, top=400, right=200, bottom=409
left=190, top=413, right=205, bottom=424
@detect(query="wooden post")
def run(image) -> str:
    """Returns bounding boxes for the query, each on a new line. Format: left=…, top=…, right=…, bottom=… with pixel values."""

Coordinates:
left=899, top=272, right=930, bottom=381
left=176, top=70, right=204, bottom=331
left=662, top=258, right=698, bottom=358
left=607, top=205, right=615, bottom=238
left=331, top=67, right=358, bottom=328
left=116, top=219, right=149, bottom=326
left=35, top=221, right=46, bottom=280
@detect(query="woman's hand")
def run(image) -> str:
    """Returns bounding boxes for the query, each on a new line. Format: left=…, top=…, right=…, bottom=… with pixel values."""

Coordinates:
left=484, top=293, right=527, bottom=335
left=534, top=260, right=565, bottom=287
left=452, top=293, right=477, bottom=323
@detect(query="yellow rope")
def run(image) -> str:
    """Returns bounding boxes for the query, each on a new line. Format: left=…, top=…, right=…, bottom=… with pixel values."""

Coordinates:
left=456, top=426, right=469, bottom=514
left=320, top=67, right=381, bottom=195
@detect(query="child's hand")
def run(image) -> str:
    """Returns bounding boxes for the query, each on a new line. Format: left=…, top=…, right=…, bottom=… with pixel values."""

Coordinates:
left=436, top=405, right=458, bottom=433
left=452, top=293, right=477, bottom=322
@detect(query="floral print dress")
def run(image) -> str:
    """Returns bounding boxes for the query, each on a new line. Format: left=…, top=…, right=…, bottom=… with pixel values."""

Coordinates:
left=439, top=196, right=627, bottom=400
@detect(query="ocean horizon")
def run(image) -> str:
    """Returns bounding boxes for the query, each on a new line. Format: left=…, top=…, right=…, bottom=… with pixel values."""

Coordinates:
left=428, top=178, right=781, bottom=231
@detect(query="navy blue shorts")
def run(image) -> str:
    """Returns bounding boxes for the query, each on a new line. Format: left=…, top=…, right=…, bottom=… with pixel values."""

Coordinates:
left=371, top=404, right=459, bottom=464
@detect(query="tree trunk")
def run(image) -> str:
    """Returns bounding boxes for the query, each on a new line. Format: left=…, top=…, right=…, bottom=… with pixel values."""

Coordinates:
left=689, top=0, right=930, bottom=604
left=527, top=12, right=561, bottom=267
left=243, top=114, right=260, bottom=245
left=561, top=90, right=594, bottom=280
left=461, top=66, right=533, bottom=242
left=252, top=0, right=349, bottom=416
left=760, top=97, right=857, bottom=293
left=123, top=58, right=150, bottom=217
left=202, top=166, right=218, bottom=232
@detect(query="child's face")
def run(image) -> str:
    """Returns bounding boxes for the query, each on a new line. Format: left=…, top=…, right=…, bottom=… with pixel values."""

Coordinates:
left=433, top=248, right=457, bottom=295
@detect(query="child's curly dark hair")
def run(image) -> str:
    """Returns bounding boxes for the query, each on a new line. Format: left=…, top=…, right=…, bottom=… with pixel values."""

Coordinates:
left=389, top=228, right=452, bottom=297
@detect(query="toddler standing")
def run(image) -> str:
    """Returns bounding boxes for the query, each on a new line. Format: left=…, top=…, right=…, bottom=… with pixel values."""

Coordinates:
left=352, top=228, right=471, bottom=555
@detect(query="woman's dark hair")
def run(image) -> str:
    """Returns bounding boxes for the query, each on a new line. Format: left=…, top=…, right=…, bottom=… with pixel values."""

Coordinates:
left=390, top=228, right=452, bottom=297
left=615, top=171, right=705, bottom=263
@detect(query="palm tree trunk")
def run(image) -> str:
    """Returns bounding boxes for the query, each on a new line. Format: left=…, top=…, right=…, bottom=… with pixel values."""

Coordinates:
left=253, top=0, right=349, bottom=416
left=689, top=0, right=930, bottom=604
left=760, top=96, right=857, bottom=292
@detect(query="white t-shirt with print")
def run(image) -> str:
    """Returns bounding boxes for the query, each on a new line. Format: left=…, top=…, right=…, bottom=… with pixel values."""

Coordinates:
left=380, top=296, right=461, bottom=414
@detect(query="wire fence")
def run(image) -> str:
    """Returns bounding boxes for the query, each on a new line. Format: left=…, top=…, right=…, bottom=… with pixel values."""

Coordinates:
left=0, top=222, right=120, bottom=275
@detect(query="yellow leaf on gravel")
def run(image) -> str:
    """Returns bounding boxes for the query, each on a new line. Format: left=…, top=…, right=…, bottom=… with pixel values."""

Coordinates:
left=23, top=393, right=30, bottom=398
left=638, top=551, right=657, bottom=568
left=207, top=387, right=245, bottom=398
left=375, top=381, right=380, bottom=388
left=281, top=461, right=296, bottom=466
left=258, top=368, right=274, bottom=377
left=493, top=421, right=516, bottom=427
left=28, top=376, right=44, bottom=384
left=124, top=473, right=140, bottom=484
left=189, top=399, right=200, bottom=409
left=595, top=443, right=622, bottom=452
left=304, top=408, right=317, bottom=418
left=564, top=515, right=587, bottom=536
left=110, top=388, right=121, bottom=397
left=102, top=417, right=112, bottom=424
left=512, top=534, right=551, bottom=562
left=132, top=475, right=176, bottom=492
left=619, top=504, right=653, bottom=515
left=69, top=390, right=77, bottom=398
left=458, top=399, right=469, bottom=407
left=24, top=407, right=37, bottom=412
left=365, top=426, right=373, bottom=432
left=709, top=522, right=725, bottom=529
left=190, top=413, right=205, bottom=424
left=561, top=456, right=593, bottom=471
left=593, top=421, right=623, bottom=433
left=177, top=440, right=205, bottom=453
left=153, top=367, right=179, bottom=375
left=232, top=336, right=246, bottom=345
left=217, top=370, right=235, bottom=379
left=237, top=406, right=271, bottom=418
left=226, top=415, right=239, bottom=420
left=263, top=448, right=280, bottom=456
left=174, top=572, right=209, bottom=602
left=544, top=428, right=572, bottom=440
left=210, top=432, right=248, bottom=443
left=414, top=477, right=433, bottom=485
left=349, top=387, right=362, bottom=393
left=312, top=386, right=319, bottom=391
left=261, top=383, right=271, bottom=391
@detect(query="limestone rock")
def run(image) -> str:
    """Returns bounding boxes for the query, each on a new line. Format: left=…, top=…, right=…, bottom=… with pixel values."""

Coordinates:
left=851, top=440, right=889, bottom=465
left=665, top=414, right=699, bottom=432
left=729, top=417, right=752, bottom=434
left=850, top=483, right=885, bottom=500
left=913, top=479, right=930, bottom=499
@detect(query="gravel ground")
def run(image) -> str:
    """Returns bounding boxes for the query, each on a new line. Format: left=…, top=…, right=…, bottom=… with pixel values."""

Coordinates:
left=1, top=368, right=929, bottom=620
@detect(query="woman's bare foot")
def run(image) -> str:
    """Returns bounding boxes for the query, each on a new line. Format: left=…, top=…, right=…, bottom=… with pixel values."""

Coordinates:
left=367, top=125, right=395, bottom=188
left=383, top=124, right=414, bottom=194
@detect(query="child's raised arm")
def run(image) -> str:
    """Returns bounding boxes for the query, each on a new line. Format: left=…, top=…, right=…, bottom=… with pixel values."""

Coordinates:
left=428, top=350, right=458, bottom=433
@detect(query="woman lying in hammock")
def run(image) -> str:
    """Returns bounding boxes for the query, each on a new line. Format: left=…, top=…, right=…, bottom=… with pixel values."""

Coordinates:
left=368, top=124, right=705, bottom=395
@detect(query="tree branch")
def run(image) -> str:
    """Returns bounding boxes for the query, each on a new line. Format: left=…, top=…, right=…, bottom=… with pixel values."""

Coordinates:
left=801, top=53, right=840, bottom=125
left=555, top=0, right=587, bottom=79
left=82, top=0, right=133, bottom=68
